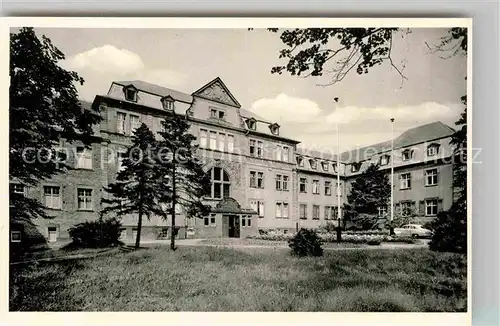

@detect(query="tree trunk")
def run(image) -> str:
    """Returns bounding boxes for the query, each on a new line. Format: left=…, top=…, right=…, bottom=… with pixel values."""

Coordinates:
left=170, top=165, right=177, bottom=251
left=135, top=207, right=143, bottom=249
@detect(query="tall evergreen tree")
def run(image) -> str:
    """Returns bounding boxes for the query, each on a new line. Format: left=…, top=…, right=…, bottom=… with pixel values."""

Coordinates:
left=10, top=27, right=101, bottom=224
left=342, top=164, right=391, bottom=230
left=101, top=124, right=165, bottom=249
left=157, top=112, right=212, bottom=251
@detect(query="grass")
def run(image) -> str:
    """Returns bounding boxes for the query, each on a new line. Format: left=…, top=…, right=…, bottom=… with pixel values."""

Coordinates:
left=199, top=238, right=364, bottom=248
left=9, top=246, right=467, bottom=312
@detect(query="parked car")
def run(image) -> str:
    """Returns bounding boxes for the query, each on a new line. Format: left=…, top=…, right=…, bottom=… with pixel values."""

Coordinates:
left=394, top=224, right=432, bottom=238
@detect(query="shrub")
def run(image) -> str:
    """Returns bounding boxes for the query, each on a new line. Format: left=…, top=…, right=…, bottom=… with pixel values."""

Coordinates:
left=288, top=228, right=323, bottom=257
left=429, top=208, right=466, bottom=254
left=366, top=239, right=382, bottom=246
left=68, top=217, right=122, bottom=248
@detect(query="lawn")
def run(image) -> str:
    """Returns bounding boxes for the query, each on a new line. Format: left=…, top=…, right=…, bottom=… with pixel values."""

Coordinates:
left=9, top=246, right=467, bottom=312
left=199, top=238, right=365, bottom=248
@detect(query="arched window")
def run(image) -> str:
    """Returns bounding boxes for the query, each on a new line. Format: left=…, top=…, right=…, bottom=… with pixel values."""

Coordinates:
left=210, top=167, right=230, bottom=199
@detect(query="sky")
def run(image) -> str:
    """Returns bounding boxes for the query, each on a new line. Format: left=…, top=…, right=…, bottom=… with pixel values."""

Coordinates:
left=30, top=27, right=467, bottom=153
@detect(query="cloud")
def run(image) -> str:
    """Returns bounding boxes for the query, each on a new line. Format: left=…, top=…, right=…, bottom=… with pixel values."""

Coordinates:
left=251, top=94, right=461, bottom=153
left=250, top=93, right=323, bottom=123
left=62, top=44, right=144, bottom=75
left=326, top=101, right=460, bottom=125
left=60, top=45, right=187, bottom=101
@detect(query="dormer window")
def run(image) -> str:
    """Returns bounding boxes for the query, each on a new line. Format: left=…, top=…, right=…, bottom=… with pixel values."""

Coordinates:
left=296, top=156, right=304, bottom=167
left=321, top=161, right=329, bottom=172
left=123, top=86, right=138, bottom=102
left=351, top=162, right=362, bottom=173
left=269, top=123, right=280, bottom=136
left=402, top=149, right=414, bottom=161
left=161, top=96, right=175, bottom=111
left=246, top=118, right=257, bottom=130
left=426, top=143, right=440, bottom=157
left=379, top=155, right=390, bottom=166
left=309, top=159, right=317, bottom=170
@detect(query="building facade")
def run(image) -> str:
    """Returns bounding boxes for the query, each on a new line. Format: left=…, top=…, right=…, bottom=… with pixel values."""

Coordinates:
left=10, top=77, right=456, bottom=244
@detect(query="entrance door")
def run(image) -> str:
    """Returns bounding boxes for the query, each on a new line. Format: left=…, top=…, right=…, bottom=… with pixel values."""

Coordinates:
left=228, top=215, right=240, bottom=238
left=48, top=227, right=57, bottom=242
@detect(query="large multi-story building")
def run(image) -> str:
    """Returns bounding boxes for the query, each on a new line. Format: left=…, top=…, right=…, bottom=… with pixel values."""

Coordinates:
left=9, top=77, right=456, bottom=244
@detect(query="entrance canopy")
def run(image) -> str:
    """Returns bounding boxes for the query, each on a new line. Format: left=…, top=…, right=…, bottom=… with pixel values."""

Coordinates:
left=212, top=197, right=258, bottom=215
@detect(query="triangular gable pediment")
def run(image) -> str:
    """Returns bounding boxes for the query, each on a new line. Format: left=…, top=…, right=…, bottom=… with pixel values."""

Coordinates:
left=192, top=77, right=241, bottom=108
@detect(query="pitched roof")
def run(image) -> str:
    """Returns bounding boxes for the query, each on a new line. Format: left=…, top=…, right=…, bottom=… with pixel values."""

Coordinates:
left=113, top=80, right=193, bottom=104
left=192, top=77, right=242, bottom=108
left=339, top=121, right=456, bottom=163
left=239, top=108, right=272, bottom=124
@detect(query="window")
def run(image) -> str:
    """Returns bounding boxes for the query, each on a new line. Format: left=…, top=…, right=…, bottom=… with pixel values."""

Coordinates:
left=351, top=163, right=361, bottom=172
left=249, top=139, right=256, bottom=156
left=76, top=146, right=92, bottom=169
left=210, top=108, right=225, bottom=120
left=299, top=204, right=307, bottom=219
left=325, top=206, right=336, bottom=220
left=312, top=180, right=320, bottom=194
left=283, top=146, right=289, bottom=162
left=204, top=214, right=216, bottom=227
left=275, top=202, right=289, bottom=219
left=283, top=175, right=289, bottom=191
left=162, top=99, right=174, bottom=111
left=275, top=174, right=283, bottom=190
left=325, top=206, right=331, bottom=220
left=378, top=206, right=388, bottom=216
left=325, top=180, right=332, bottom=196
left=227, top=135, right=234, bottom=153
left=400, top=173, right=411, bottom=189
left=117, top=112, right=127, bottom=134
left=77, top=188, right=93, bottom=211
left=159, top=119, right=166, bottom=133
left=249, top=171, right=257, bottom=188
left=44, top=186, right=61, bottom=209
left=400, top=202, right=414, bottom=216
left=209, top=131, right=217, bottom=150
left=210, top=167, right=230, bottom=199
left=402, top=149, right=413, bottom=161
left=321, top=162, right=329, bottom=172
left=312, top=205, right=320, bottom=220
left=425, top=168, right=439, bottom=186
left=380, top=155, right=390, bottom=166
left=257, top=172, right=264, bottom=188
left=247, top=119, right=256, bottom=130
left=250, top=200, right=265, bottom=218
left=332, top=163, right=338, bottom=173
left=297, top=156, right=304, bottom=167
left=270, top=124, right=280, bottom=135
left=117, top=150, right=127, bottom=171
left=425, top=199, right=438, bottom=216
left=11, top=231, right=21, bottom=243
left=299, top=178, right=307, bottom=193
left=427, top=144, right=440, bottom=157
left=125, top=88, right=137, bottom=102
left=200, top=129, right=208, bottom=148
left=10, top=184, right=25, bottom=196
left=130, top=114, right=140, bottom=133
left=257, top=141, right=264, bottom=158
left=310, top=159, right=317, bottom=169
left=276, top=146, right=282, bottom=161
left=241, top=215, right=252, bottom=227
left=218, top=133, right=225, bottom=151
